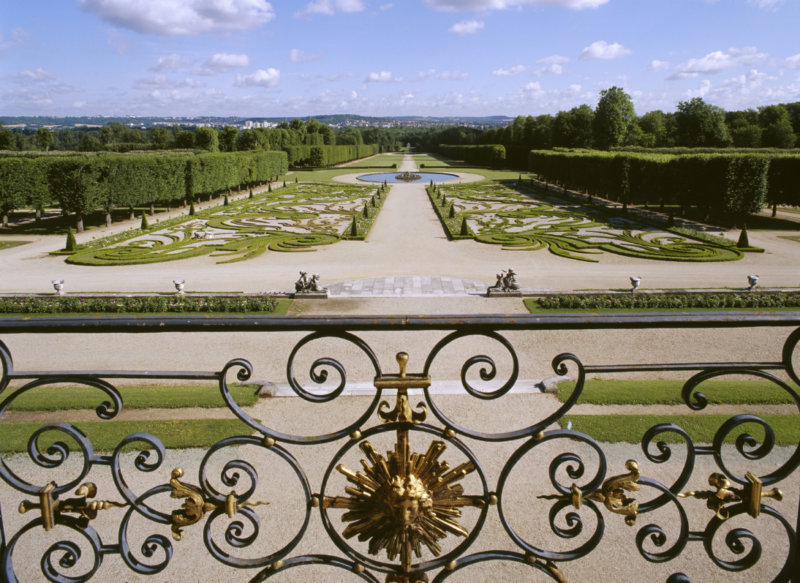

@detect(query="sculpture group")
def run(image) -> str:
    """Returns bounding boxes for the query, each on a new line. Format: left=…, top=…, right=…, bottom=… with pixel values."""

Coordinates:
left=294, top=271, right=323, bottom=293
left=487, top=268, right=520, bottom=294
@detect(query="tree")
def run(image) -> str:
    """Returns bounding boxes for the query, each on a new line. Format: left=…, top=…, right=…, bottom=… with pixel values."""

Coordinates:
left=593, top=87, right=635, bottom=149
left=219, top=126, right=238, bottom=152
left=148, top=127, right=169, bottom=149
left=78, top=133, right=103, bottom=152
left=195, top=127, right=219, bottom=152
left=638, top=110, right=671, bottom=147
left=727, top=110, right=762, bottom=147
left=0, top=123, right=13, bottom=150
left=37, top=128, right=53, bottom=151
left=759, top=105, right=795, bottom=148
left=675, top=98, right=731, bottom=147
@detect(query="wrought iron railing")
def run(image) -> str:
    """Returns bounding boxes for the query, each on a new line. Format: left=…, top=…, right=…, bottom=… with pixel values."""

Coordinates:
left=0, top=313, right=798, bottom=582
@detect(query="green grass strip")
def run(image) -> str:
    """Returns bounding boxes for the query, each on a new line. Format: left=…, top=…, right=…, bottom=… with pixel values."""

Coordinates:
left=555, top=380, right=795, bottom=405
left=3, top=384, right=260, bottom=411
left=0, top=241, right=30, bottom=251
left=559, top=414, right=800, bottom=445
left=0, top=419, right=253, bottom=452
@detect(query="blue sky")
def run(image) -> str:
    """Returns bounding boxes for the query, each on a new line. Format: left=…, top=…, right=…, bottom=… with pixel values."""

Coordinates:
left=1, top=0, right=799, bottom=118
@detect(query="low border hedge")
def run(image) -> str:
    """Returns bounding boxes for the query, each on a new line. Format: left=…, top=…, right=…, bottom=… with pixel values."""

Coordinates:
left=0, top=294, right=281, bottom=314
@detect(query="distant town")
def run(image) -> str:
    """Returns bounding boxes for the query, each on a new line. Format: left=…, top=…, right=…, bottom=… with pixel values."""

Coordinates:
left=0, top=114, right=514, bottom=131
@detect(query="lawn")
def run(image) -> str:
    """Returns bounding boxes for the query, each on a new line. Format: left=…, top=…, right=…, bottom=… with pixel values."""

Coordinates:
left=2, top=383, right=260, bottom=410
left=0, top=240, right=30, bottom=251
left=554, top=379, right=796, bottom=405
left=560, top=414, right=799, bottom=445
left=0, top=419, right=253, bottom=452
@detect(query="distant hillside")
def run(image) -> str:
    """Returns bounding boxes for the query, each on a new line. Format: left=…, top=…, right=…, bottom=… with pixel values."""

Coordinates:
left=1, top=114, right=513, bottom=130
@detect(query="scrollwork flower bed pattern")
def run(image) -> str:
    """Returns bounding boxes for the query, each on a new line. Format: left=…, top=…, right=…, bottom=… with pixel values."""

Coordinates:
left=67, top=183, right=382, bottom=265
left=430, top=182, right=743, bottom=262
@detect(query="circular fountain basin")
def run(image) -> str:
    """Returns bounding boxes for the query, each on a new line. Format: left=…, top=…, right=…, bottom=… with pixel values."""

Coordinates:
left=357, top=172, right=460, bottom=184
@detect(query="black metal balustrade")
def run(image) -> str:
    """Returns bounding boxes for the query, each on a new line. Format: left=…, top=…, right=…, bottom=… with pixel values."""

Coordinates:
left=0, top=313, right=798, bottom=582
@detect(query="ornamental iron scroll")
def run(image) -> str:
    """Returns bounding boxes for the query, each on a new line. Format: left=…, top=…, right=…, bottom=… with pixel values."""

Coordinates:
left=0, top=314, right=798, bottom=583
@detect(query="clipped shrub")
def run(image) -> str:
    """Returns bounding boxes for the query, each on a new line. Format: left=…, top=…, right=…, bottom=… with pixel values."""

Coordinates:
left=350, top=218, right=358, bottom=236
left=140, top=214, right=149, bottom=230
left=224, top=194, right=229, bottom=206
left=737, top=225, right=750, bottom=248
left=449, top=204, right=456, bottom=218
left=460, top=217, right=470, bottom=236
left=189, top=202, right=196, bottom=216
left=65, top=228, right=77, bottom=252
left=249, top=188, right=254, bottom=198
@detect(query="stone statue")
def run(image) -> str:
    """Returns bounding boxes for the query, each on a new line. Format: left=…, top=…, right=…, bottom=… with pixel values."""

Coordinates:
left=502, top=268, right=519, bottom=291
left=294, top=271, right=326, bottom=295
left=487, top=269, right=520, bottom=294
left=295, top=271, right=309, bottom=292
left=487, top=272, right=504, bottom=293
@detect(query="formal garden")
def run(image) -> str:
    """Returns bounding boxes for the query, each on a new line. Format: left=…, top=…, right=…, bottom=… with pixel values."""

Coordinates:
left=428, top=180, right=758, bottom=262
left=63, top=182, right=385, bottom=265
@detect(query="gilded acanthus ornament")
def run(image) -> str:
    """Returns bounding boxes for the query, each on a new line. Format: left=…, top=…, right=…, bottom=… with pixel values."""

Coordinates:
left=19, top=481, right=126, bottom=531
left=679, top=471, right=782, bottom=520
left=169, top=467, right=270, bottom=541
left=539, top=459, right=641, bottom=526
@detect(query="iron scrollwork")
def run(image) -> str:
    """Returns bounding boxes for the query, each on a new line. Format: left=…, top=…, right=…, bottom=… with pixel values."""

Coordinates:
left=0, top=315, right=798, bottom=582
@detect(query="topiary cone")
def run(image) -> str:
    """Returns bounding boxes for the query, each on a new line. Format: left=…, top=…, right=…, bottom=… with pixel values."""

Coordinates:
left=189, top=202, right=196, bottom=216
left=449, top=204, right=456, bottom=218
left=460, top=217, right=469, bottom=236
left=65, top=227, right=77, bottom=252
left=737, top=224, right=750, bottom=248
left=350, top=218, right=358, bottom=236
left=140, top=214, right=149, bottom=230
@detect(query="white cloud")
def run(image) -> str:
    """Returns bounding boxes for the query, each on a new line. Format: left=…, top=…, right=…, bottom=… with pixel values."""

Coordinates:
left=78, top=0, right=275, bottom=35
left=289, top=49, right=322, bottom=64
left=235, top=68, right=280, bottom=88
left=579, top=40, right=631, bottom=60
left=538, top=54, right=569, bottom=65
left=366, top=71, right=399, bottom=82
left=521, top=81, right=545, bottom=97
left=417, top=69, right=468, bottom=80
left=295, top=0, right=365, bottom=17
left=449, top=20, right=484, bottom=34
left=328, top=71, right=356, bottom=81
left=534, top=63, right=563, bottom=75
left=200, top=53, right=250, bottom=75
left=0, top=27, right=29, bottom=54
left=784, top=54, right=800, bottom=68
left=426, top=0, right=608, bottom=11
left=648, top=60, right=670, bottom=72
left=379, top=3, right=394, bottom=10
left=17, top=68, right=55, bottom=82
left=151, top=53, right=192, bottom=71
left=492, top=65, right=526, bottom=76
left=748, top=0, right=783, bottom=9
left=134, top=75, right=204, bottom=91
left=668, top=46, right=767, bottom=80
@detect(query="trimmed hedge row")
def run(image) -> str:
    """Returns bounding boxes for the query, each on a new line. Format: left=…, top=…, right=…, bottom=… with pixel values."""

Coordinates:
left=1, top=151, right=288, bottom=230
left=426, top=184, right=472, bottom=240
left=435, top=144, right=506, bottom=168
left=533, top=292, right=800, bottom=310
left=0, top=295, right=279, bottom=314
left=283, top=144, right=379, bottom=167
left=528, top=149, right=800, bottom=216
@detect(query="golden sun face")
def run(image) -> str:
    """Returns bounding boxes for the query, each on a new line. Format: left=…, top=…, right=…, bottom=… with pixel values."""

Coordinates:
left=325, top=436, right=479, bottom=571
